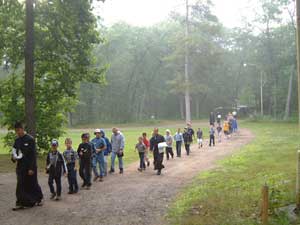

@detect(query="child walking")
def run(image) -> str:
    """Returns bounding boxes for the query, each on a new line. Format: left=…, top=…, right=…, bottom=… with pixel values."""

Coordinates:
left=135, top=137, right=146, bottom=172
left=46, top=140, right=67, bottom=201
left=142, top=132, right=151, bottom=167
left=63, top=138, right=79, bottom=194
left=197, top=128, right=203, bottom=149
left=165, top=129, right=174, bottom=160
left=209, top=125, right=215, bottom=147
left=217, top=124, right=222, bottom=143
left=77, top=133, right=93, bottom=190
left=174, top=128, right=183, bottom=157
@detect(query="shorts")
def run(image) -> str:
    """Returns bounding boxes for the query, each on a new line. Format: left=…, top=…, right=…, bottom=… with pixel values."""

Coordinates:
left=197, top=139, right=203, bottom=144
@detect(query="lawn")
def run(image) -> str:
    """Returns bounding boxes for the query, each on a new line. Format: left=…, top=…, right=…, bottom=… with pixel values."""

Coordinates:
left=167, top=121, right=299, bottom=225
left=0, top=122, right=209, bottom=172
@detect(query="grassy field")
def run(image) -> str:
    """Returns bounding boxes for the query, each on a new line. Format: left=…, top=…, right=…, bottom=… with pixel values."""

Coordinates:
left=167, top=121, right=299, bottom=225
left=0, top=122, right=210, bottom=172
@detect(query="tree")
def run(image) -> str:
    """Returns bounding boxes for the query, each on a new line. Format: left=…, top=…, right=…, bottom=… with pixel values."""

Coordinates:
left=0, top=0, right=106, bottom=151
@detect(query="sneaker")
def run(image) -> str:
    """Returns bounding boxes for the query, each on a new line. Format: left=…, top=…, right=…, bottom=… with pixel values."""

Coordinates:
left=119, top=168, right=123, bottom=174
left=109, top=169, right=115, bottom=174
left=98, top=177, right=103, bottom=182
left=55, top=196, right=61, bottom=201
left=68, top=191, right=74, bottom=194
left=36, top=199, right=43, bottom=207
left=50, top=193, right=56, bottom=200
left=157, top=171, right=161, bottom=175
left=73, top=189, right=78, bottom=194
left=12, top=205, right=26, bottom=211
left=138, top=168, right=142, bottom=172
left=93, top=176, right=99, bottom=182
left=86, top=186, right=91, bottom=190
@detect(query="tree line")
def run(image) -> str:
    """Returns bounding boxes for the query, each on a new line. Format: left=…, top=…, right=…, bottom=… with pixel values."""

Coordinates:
left=73, top=0, right=297, bottom=124
left=0, top=0, right=297, bottom=151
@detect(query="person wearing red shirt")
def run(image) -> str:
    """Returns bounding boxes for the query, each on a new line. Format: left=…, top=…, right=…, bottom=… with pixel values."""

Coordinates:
left=142, top=132, right=150, bottom=167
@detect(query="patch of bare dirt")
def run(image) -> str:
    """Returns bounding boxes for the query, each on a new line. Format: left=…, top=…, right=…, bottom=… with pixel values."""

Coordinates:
left=0, top=129, right=254, bottom=225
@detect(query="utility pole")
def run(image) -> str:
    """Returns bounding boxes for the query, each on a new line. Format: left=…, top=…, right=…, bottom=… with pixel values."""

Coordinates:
left=296, top=0, right=300, bottom=128
left=185, top=0, right=191, bottom=123
left=25, top=0, right=36, bottom=137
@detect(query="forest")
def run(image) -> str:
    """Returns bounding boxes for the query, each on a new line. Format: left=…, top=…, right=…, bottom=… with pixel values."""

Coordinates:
left=0, top=0, right=297, bottom=148
left=73, top=0, right=297, bottom=124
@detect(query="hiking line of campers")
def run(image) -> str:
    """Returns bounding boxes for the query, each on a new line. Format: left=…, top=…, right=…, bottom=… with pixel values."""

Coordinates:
left=10, top=112, right=238, bottom=210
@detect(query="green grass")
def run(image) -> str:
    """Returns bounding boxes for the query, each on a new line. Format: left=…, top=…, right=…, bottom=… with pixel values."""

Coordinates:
left=167, top=122, right=300, bottom=225
left=0, top=123, right=209, bottom=172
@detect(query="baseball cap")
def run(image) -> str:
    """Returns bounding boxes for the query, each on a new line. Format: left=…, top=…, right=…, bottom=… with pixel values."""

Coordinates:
left=94, top=129, right=101, bottom=134
left=51, top=139, right=59, bottom=146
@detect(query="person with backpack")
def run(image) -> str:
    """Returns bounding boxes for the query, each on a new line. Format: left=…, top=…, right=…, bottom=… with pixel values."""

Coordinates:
left=183, top=127, right=192, bottom=155
left=209, top=125, right=215, bottom=147
left=100, top=129, right=112, bottom=176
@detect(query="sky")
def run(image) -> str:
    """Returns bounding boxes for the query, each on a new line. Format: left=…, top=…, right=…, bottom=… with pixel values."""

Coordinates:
left=94, top=0, right=257, bottom=28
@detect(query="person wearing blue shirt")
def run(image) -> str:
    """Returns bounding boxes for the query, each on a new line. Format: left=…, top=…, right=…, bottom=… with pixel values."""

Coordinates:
left=100, top=129, right=112, bottom=176
left=91, top=129, right=106, bottom=182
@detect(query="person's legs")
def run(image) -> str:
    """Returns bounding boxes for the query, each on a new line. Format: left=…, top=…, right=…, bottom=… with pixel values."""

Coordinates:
left=187, top=144, right=190, bottom=155
left=178, top=141, right=182, bottom=157
left=73, top=169, right=79, bottom=192
left=110, top=152, right=116, bottom=172
left=165, top=147, right=170, bottom=160
left=213, top=136, right=215, bottom=146
left=157, top=153, right=164, bottom=175
left=92, top=157, right=99, bottom=181
left=79, top=160, right=85, bottom=184
left=55, top=176, right=62, bottom=197
left=67, top=167, right=73, bottom=192
left=85, top=161, right=92, bottom=186
left=48, top=174, right=55, bottom=194
left=209, top=136, right=212, bottom=146
left=104, top=155, right=108, bottom=176
left=139, top=152, right=144, bottom=169
left=170, top=147, right=174, bottom=158
left=118, top=155, right=124, bottom=173
left=99, top=153, right=105, bottom=178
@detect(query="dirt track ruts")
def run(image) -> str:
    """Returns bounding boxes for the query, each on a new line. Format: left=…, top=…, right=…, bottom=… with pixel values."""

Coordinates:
left=0, top=128, right=254, bottom=225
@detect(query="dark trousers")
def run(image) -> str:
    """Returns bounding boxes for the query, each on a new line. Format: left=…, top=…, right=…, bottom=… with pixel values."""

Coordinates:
left=165, top=147, right=174, bottom=160
left=48, top=174, right=62, bottom=196
left=79, top=160, right=91, bottom=186
left=184, top=143, right=190, bottom=155
left=176, top=141, right=182, bottom=157
left=16, top=169, right=43, bottom=207
left=153, top=150, right=164, bottom=172
left=139, top=152, right=146, bottom=169
left=209, top=135, right=215, bottom=146
left=67, top=164, right=78, bottom=192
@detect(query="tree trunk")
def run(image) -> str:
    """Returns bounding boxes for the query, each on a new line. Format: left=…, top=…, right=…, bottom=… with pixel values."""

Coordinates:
left=25, top=0, right=36, bottom=137
left=284, top=70, right=294, bottom=120
left=179, top=95, right=184, bottom=120
left=196, top=98, right=200, bottom=119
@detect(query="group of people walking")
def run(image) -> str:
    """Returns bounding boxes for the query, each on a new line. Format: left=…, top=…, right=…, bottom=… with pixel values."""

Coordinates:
left=10, top=112, right=238, bottom=210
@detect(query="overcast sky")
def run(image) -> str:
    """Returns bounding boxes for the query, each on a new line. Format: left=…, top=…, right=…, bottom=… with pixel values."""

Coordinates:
left=94, top=0, right=258, bottom=28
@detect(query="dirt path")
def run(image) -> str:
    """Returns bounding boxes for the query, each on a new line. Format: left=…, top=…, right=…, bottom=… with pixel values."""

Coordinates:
left=0, top=129, right=254, bottom=225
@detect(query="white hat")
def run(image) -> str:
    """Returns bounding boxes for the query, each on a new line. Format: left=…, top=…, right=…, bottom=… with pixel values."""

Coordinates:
left=94, top=128, right=101, bottom=134
left=166, top=129, right=171, bottom=133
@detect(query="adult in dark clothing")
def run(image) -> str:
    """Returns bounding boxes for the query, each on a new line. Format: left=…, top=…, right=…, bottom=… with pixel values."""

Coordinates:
left=11, top=122, right=43, bottom=210
left=209, top=112, right=215, bottom=126
left=183, top=128, right=192, bottom=155
left=77, top=133, right=93, bottom=189
left=150, top=128, right=165, bottom=175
